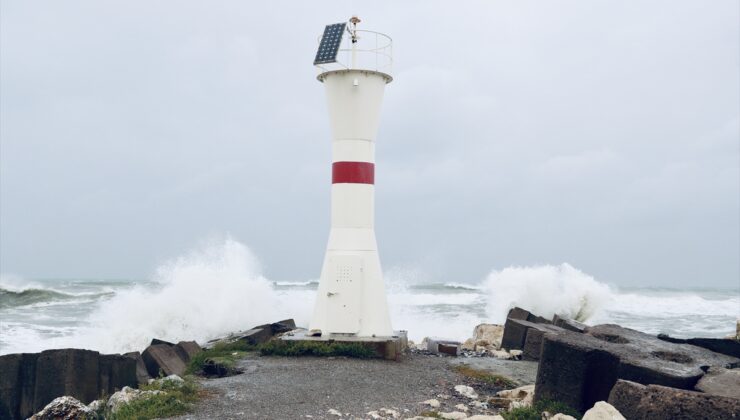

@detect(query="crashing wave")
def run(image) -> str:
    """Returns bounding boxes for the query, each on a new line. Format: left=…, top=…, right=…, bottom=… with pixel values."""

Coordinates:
left=484, top=263, right=613, bottom=323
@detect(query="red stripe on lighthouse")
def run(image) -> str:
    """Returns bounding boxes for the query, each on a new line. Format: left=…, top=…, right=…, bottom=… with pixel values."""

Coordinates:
left=332, top=161, right=375, bottom=184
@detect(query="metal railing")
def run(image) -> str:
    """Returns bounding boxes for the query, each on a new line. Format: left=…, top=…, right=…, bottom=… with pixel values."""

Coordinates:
left=315, top=29, right=393, bottom=76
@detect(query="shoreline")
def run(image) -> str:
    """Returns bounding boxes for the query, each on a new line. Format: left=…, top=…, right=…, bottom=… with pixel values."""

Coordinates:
left=2, top=310, right=739, bottom=419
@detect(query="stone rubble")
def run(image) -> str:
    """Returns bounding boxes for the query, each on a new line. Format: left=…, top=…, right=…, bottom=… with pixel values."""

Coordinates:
left=454, top=385, right=479, bottom=399
left=454, top=403, right=469, bottom=412
left=421, top=399, right=441, bottom=408
left=106, top=386, right=163, bottom=414
left=581, top=401, right=626, bottom=420
left=28, top=396, right=96, bottom=420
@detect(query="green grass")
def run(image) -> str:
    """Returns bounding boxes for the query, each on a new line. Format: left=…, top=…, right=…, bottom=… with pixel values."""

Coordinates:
left=501, top=399, right=582, bottom=420
left=107, top=377, right=200, bottom=420
left=188, top=339, right=381, bottom=376
left=453, top=365, right=518, bottom=389
left=186, top=340, right=257, bottom=375
left=259, top=340, right=379, bottom=358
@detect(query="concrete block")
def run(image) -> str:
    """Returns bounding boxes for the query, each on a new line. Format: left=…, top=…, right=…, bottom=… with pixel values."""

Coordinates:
left=142, top=344, right=186, bottom=377
left=522, top=324, right=565, bottom=360
left=123, top=351, right=151, bottom=385
left=99, top=354, right=137, bottom=395
left=534, top=325, right=740, bottom=412
left=553, top=315, right=587, bottom=333
left=33, top=349, right=100, bottom=409
left=174, top=341, right=202, bottom=363
left=238, top=327, right=273, bottom=345
left=609, top=379, right=740, bottom=419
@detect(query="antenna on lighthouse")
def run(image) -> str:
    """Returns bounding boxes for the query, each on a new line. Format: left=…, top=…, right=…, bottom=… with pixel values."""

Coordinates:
left=349, top=15, right=360, bottom=43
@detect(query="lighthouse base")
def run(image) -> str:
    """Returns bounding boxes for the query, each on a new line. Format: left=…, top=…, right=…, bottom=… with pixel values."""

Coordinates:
left=278, top=329, right=408, bottom=361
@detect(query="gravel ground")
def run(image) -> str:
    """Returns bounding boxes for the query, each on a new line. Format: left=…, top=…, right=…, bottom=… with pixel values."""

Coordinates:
left=175, top=353, right=538, bottom=420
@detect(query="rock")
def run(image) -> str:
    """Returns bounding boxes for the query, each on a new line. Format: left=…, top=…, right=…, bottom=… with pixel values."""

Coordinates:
left=507, top=307, right=552, bottom=325
left=422, top=399, right=441, bottom=408
left=510, top=349, right=523, bottom=358
left=581, top=401, right=625, bottom=420
left=470, top=400, right=488, bottom=409
left=487, top=397, right=512, bottom=408
left=473, top=324, right=504, bottom=349
left=107, top=386, right=163, bottom=413
left=439, top=343, right=461, bottom=356
left=366, top=411, right=383, bottom=419
left=695, top=366, right=740, bottom=399
left=28, top=396, right=96, bottom=420
left=150, top=338, right=176, bottom=346
left=475, top=339, right=490, bottom=347
left=454, top=403, right=468, bottom=411
left=507, top=307, right=532, bottom=321
left=123, top=351, right=151, bottom=385
left=497, top=384, right=535, bottom=400
left=440, top=411, right=467, bottom=419
left=174, top=341, right=202, bottom=363
left=0, top=352, right=38, bottom=420
left=142, top=343, right=187, bottom=377
left=534, top=325, right=739, bottom=412
left=271, top=319, right=297, bottom=334
left=551, top=415, right=577, bottom=420
left=608, top=379, right=740, bottom=419
left=238, top=327, right=273, bottom=345
left=86, top=399, right=104, bottom=413
left=462, top=338, right=476, bottom=351
left=657, top=334, right=740, bottom=359
left=327, top=408, right=342, bottom=417
left=489, top=349, right=514, bottom=360
left=497, top=384, right=534, bottom=409
left=521, top=323, right=565, bottom=360
left=502, top=318, right=564, bottom=353
left=380, top=408, right=400, bottom=418
left=427, top=338, right=462, bottom=356
left=467, top=416, right=504, bottom=420
left=98, top=354, right=137, bottom=396
left=33, top=349, right=100, bottom=410
left=454, top=384, right=479, bottom=399
left=1, top=349, right=140, bottom=419
left=552, top=315, right=587, bottom=333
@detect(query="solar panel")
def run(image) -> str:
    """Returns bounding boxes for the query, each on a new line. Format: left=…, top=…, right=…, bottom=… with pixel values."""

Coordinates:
left=314, top=23, right=346, bottom=65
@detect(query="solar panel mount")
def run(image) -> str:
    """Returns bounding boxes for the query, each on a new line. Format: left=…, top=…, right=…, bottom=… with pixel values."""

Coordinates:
left=314, top=22, right=346, bottom=65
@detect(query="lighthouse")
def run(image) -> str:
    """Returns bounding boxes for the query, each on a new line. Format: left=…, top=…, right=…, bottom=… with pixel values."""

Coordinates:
left=309, top=17, right=394, bottom=337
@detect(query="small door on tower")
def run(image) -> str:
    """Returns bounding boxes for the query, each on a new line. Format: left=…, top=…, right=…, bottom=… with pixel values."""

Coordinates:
left=325, top=255, right=362, bottom=334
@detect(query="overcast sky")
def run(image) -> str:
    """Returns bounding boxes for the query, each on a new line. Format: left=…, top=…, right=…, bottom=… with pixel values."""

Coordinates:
left=1, top=1, right=738, bottom=289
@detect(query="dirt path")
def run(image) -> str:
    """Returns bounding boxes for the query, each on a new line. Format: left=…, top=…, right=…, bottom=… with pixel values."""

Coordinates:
left=176, top=354, right=538, bottom=420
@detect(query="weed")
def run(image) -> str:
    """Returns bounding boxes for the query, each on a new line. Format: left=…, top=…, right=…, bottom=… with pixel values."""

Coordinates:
left=106, top=376, right=199, bottom=420
left=259, top=340, right=379, bottom=358
left=501, top=399, right=581, bottom=420
left=186, top=340, right=257, bottom=375
left=453, top=365, right=518, bottom=389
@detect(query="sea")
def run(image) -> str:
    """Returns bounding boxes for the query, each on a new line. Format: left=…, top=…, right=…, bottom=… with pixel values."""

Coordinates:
left=1, top=239, right=738, bottom=356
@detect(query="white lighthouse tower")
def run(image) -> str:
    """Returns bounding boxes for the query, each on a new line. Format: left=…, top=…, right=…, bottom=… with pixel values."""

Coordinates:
left=309, top=17, right=394, bottom=338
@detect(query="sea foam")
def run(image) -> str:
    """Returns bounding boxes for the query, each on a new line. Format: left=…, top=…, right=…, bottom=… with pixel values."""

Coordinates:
left=46, top=237, right=310, bottom=354
left=484, top=263, right=614, bottom=323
